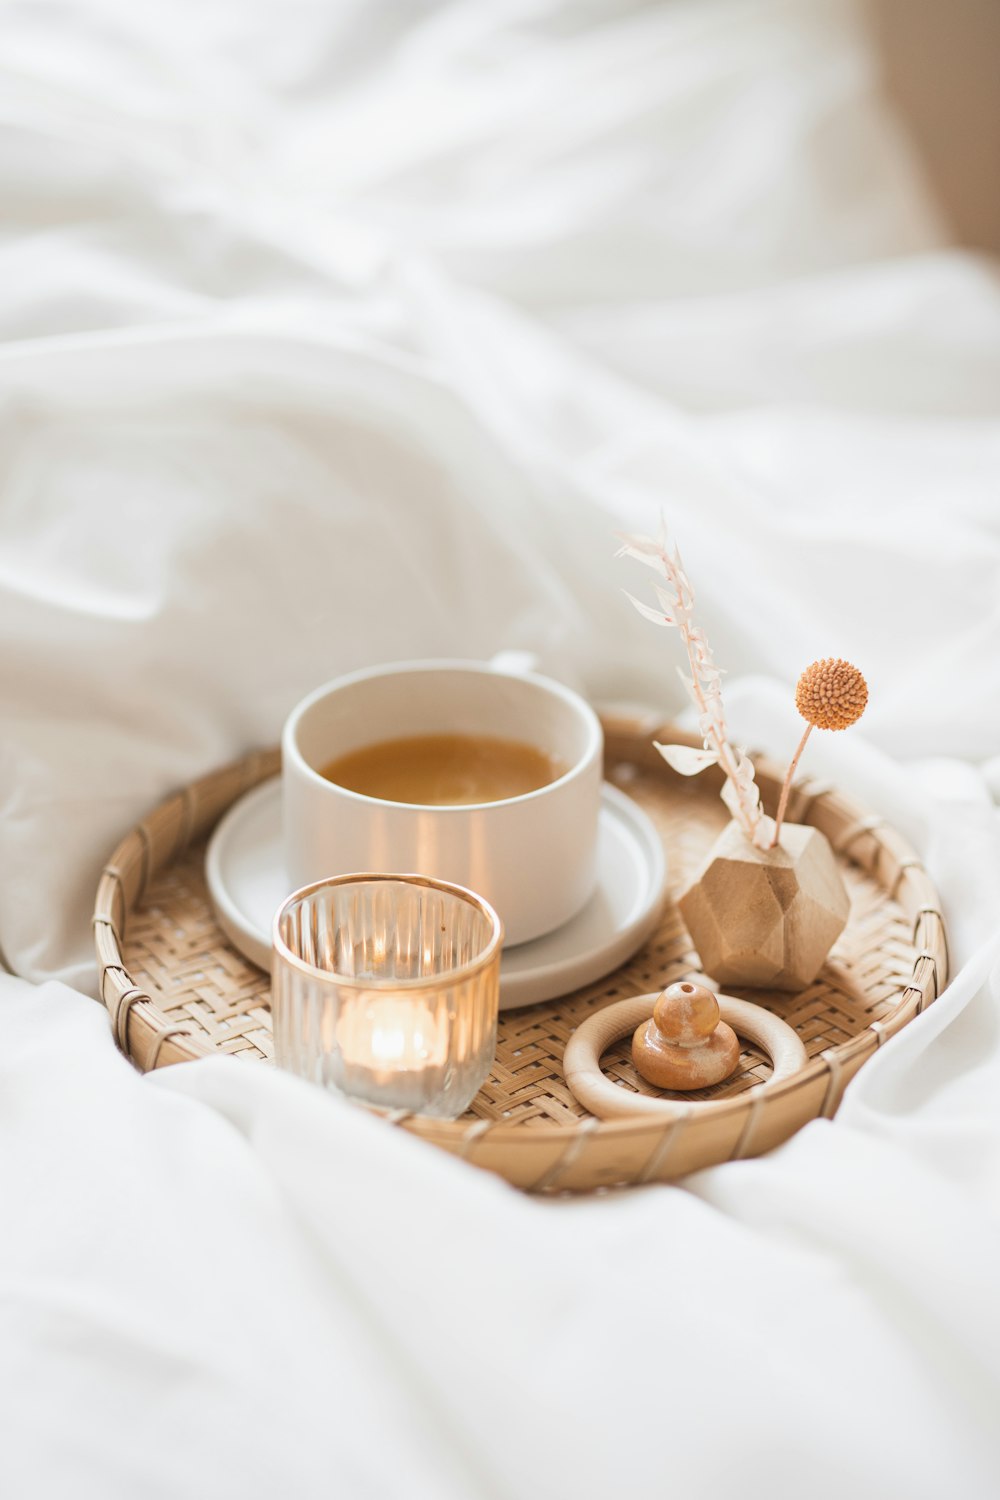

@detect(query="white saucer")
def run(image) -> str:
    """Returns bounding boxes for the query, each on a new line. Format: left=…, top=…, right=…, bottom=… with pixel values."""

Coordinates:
left=205, top=778, right=667, bottom=1010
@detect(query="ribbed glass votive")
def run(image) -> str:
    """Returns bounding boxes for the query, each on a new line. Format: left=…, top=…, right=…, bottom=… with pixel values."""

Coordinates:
left=272, top=874, right=502, bottom=1117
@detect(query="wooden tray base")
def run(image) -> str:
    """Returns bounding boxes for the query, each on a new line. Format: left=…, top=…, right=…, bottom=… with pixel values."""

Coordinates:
left=94, top=717, right=948, bottom=1192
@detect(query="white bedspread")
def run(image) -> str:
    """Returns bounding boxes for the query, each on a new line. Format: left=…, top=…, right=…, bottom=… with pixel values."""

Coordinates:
left=2, top=1, right=1000, bottom=1495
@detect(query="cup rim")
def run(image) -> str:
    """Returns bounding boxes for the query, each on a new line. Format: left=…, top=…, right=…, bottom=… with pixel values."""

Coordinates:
left=272, top=871, right=505, bottom=989
left=282, top=658, right=603, bottom=813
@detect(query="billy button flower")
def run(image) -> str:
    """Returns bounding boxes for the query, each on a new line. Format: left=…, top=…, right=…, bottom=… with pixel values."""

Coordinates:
left=772, top=659, right=868, bottom=846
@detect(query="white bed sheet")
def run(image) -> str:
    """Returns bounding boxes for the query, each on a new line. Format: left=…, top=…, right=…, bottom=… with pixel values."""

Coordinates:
left=2, top=1, right=1000, bottom=1496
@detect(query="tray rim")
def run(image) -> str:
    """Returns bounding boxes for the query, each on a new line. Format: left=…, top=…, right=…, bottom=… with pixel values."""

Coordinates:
left=93, top=715, right=949, bottom=1192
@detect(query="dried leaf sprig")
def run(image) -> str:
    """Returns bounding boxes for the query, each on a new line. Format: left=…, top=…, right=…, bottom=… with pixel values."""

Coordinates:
left=771, top=659, right=868, bottom=846
left=617, top=525, right=772, bottom=850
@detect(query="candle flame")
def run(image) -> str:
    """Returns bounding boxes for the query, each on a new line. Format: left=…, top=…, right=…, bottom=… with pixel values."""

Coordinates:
left=338, top=996, right=447, bottom=1071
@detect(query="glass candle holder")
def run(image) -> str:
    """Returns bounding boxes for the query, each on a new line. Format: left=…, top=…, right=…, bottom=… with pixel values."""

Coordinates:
left=272, top=874, right=502, bottom=1117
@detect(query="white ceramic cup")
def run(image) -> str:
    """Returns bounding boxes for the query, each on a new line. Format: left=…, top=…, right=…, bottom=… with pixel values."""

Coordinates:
left=282, top=660, right=603, bottom=947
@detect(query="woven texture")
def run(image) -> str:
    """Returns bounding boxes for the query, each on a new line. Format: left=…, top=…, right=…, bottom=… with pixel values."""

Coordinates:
left=94, top=719, right=948, bottom=1192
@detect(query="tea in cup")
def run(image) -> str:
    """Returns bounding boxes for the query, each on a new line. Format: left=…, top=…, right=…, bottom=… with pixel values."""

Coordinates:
left=319, top=731, right=568, bottom=806
left=282, top=661, right=603, bottom=946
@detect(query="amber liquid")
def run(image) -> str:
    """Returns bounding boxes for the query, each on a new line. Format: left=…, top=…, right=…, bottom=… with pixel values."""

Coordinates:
left=320, top=733, right=568, bottom=806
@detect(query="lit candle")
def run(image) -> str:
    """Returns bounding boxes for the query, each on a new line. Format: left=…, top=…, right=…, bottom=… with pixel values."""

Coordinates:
left=332, top=993, right=449, bottom=1107
left=273, top=873, right=502, bottom=1118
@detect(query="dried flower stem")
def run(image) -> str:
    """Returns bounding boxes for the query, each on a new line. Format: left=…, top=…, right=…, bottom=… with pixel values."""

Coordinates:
left=618, top=526, right=769, bottom=848
left=771, top=723, right=812, bottom=848
left=680, top=634, right=755, bottom=841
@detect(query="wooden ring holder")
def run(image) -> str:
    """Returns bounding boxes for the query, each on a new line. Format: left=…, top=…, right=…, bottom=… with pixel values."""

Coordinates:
left=564, top=992, right=808, bottom=1121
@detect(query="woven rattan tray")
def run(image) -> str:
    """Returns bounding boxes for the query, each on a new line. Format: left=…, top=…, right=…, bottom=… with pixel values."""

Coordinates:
left=94, top=716, right=948, bottom=1193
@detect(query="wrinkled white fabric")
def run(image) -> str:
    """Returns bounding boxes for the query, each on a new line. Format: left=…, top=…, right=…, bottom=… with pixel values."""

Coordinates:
left=2, top=0, right=1000, bottom=1495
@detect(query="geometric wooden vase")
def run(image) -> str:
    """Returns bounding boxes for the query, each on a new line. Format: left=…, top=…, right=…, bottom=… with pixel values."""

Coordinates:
left=677, top=819, right=850, bottom=992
